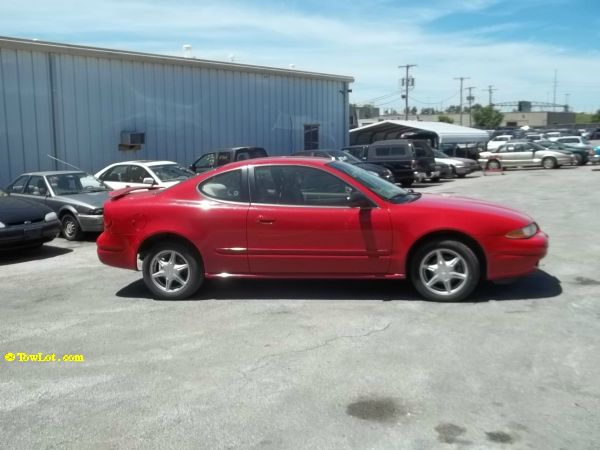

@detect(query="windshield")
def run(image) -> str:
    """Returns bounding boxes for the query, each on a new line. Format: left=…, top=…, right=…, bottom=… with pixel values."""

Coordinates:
left=433, top=150, right=449, bottom=158
left=47, top=172, right=109, bottom=195
left=327, top=150, right=362, bottom=163
left=151, top=164, right=194, bottom=182
left=329, top=161, right=414, bottom=203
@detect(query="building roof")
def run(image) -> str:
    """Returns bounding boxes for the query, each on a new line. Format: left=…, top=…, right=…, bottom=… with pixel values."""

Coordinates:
left=0, top=36, right=354, bottom=83
left=350, top=120, right=490, bottom=145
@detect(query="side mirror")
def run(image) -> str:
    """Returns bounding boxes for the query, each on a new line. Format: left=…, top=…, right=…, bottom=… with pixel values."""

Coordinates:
left=189, top=164, right=196, bottom=172
left=143, top=177, right=155, bottom=185
left=348, top=191, right=373, bottom=208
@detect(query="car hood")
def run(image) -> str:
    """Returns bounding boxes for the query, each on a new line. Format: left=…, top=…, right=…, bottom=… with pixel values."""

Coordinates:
left=0, top=195, right=52, bottom=224
left=402, top=193, right=534, bottom=233
left=54, top=191, right=110, bottom=208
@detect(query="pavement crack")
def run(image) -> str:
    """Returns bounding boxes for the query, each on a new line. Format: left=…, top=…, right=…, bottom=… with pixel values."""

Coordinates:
left=243, top=322, right=392, bottom=376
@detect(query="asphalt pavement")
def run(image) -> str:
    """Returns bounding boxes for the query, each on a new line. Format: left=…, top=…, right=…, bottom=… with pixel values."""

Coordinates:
left=1, top=165, right=599, bottom=449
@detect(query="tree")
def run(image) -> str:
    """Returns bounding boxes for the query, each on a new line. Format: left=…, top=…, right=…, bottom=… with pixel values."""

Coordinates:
left=591, top=109, right=600, bottom=123
left=472, top=105, right=503, bottom=128
left=438, top=115, right=454, bottom=124
left=410, top=106, right=418, bottom=115
left=446, top=105, right=460, bottom=114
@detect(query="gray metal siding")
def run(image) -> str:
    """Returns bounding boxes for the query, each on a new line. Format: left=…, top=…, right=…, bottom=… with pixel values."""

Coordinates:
left=0, top=46, right=349, bottom=187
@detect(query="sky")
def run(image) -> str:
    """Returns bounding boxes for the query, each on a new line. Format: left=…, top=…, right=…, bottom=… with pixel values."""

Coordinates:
left=2, top=0, right=600, bottom=112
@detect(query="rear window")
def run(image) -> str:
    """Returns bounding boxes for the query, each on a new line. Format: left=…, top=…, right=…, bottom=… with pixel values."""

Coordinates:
left=373, top=146, right=408, bottom=157
left=236, top=148, right=268, bottom=160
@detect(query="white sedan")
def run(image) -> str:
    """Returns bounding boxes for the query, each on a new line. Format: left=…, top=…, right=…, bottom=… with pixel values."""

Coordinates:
left=95, top=160, right=194, bottom=190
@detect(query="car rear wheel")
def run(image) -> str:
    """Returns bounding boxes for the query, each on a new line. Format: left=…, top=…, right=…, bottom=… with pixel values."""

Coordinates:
left=410, top=239, right=480, bottom=302
left=430, top=176, right=440, bottom=182
left=61, top=213, right=83, bottom=241
left=542, top=157, right=557, bottom=169
left=142, top=242, right=203, bottom=300
left=573, top=154, right=583, bottom=165
left=400, top=179, right=414, bottom=187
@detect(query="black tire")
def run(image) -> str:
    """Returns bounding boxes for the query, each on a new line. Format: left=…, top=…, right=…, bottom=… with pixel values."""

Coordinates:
left=401, top=179, right=414, bottom=188
left=430, top=176, right=440, bottom=182
left=486, top=160, right=501, bottom=170
left=142, top=241, right=203, bottom=300
left=542, top=157, right=557, bottom=169
left=573, top=153, right=583, bottom=166
left=61, top=213, right=83, bottom=241
left=410, top=239, right=480, bottom=302
left=457, top=173, right=467, bottom=178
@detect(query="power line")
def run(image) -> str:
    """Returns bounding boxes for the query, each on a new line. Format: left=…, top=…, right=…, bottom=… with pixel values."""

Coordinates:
left=409, top=92, right=458, bottom=105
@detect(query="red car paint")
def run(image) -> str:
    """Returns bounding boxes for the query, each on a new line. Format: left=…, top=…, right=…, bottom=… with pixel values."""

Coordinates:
left=97, top=158, right=547, bottom=286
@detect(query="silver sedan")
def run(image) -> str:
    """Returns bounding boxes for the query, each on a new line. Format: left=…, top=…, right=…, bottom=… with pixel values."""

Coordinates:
left=478, top=141, right=574, bottom=170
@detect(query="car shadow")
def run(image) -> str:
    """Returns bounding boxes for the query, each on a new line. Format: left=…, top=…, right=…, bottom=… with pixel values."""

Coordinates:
left=115, top=269, right=561, bottom=303
left=0, top=244, right=73, bottom=266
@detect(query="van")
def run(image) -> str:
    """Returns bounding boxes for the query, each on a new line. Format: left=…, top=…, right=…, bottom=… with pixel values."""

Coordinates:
left=342, top=139, right=437, bottom=187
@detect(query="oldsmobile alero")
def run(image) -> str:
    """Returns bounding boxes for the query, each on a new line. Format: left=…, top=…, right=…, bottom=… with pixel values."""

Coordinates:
left=97, top=157, right=548, bottom=301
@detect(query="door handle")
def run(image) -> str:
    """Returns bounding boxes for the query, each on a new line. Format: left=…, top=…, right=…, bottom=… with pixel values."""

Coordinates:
left=257, top=215, right=275, bottom=224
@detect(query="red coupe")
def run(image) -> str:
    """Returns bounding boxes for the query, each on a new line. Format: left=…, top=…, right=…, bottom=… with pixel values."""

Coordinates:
left=97, top=157, right=548, bottom=301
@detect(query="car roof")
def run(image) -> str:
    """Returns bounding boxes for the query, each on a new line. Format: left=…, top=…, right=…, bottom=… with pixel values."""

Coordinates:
left=212, top=156, right=330, bottom=172
left=19, top=170, right=87, bottom=177
left=112, top=160, right=177, bottom=166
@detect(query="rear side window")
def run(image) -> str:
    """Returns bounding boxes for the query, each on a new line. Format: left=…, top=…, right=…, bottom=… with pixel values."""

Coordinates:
left=373, top=146, right=408, bottom=157
left=100, top=165, right=128, bottom=182
left=199, top=169, right=245, bottom=202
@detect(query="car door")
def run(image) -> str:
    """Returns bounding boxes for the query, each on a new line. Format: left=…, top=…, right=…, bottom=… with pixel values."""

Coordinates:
left=496, top=144, right=516, bottom=166
left=511, top=143, right=535, bottom=166
left=246, top=164, right=393, bottom=275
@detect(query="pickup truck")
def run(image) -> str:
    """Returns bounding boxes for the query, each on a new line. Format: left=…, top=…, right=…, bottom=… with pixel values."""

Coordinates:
left=190, top=147, right=268, bottom=173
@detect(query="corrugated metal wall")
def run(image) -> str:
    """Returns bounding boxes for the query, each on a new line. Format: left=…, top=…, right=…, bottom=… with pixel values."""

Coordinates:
left=0, top=46, right=349, bottom=186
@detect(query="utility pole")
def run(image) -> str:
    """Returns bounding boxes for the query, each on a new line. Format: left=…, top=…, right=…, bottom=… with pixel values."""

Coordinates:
left=399, top=64, right=416, bottom=120
left=483, top=85, right=497, bottom=106
left=466, top=86, right=476, bottom=127
left=454, top=77, right=469, bottom=125
left=564, top=93, right=570, bottom=112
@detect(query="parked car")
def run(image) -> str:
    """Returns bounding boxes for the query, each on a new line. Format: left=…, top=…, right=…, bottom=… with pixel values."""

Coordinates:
left=5, top=171, right=110, bottom=240
left=433, top=149, right=481, bottom=178
left=536, top=140, right=592, bottom=166
left=486, top=135, right=513, bottom=151
left=342, top=139, right=437, bottom=187
left=549, top=136, right=591, bottom=148
left=290, top=150, right=394, bottom=182
left=97, top=157, right=548, bottom=302
left=190, top=147, right=268, bottom=173
left=478, top=141, right=574, bottom=170
left=95, top=160, right=193, bottom=190
left=0, top=188, right=61, bottom=250
left=525, top=133, right=546, bottom=142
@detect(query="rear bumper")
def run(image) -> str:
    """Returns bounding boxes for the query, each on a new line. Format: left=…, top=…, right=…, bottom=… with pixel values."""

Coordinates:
left=97, top=231, right=138, bottom=270
left=0, top=220, right=61, bottom=250
left=78, top=214, right=104, bottom=232
left=484, top=231, right=548, bottom=280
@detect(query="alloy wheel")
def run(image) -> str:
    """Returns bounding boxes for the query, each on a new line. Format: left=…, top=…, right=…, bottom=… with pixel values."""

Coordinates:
left=419, top=248, right=469, bottom=297
left=149, top=250, right=191, bottom=293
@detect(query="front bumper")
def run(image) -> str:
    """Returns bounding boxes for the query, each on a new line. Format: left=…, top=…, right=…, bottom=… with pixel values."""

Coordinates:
left=0, top=219, right=61, bottom=250
left=455, top=164, right=481, bottom=175
left=78, top=214, right=104, bottom=232
left=484, top=231, right=549, bottom=280
left=414, top=170, right=441, bottom=182
left=589, top=154, right=600, bottom=164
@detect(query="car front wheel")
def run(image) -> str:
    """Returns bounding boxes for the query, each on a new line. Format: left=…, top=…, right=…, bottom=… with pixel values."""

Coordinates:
left=542, top=157, right=557, bottom=169
left=410, top=239, right=480, bottom=302
left=61, top=213, right=83, bottom=241
left=142, top=242, right=203, bottom=300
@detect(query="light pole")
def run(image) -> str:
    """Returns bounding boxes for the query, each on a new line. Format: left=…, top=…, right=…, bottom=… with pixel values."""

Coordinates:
left=454, top=77, right=469, bottom=125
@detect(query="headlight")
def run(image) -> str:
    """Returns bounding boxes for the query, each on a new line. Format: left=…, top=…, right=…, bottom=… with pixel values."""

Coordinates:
left=506, top=222, right=538, bottom=239
left=44, top=212, right=58, bottom=222
left=88, top=208, right=103, bottom=215
left=0, top=221, right=5, bottom=229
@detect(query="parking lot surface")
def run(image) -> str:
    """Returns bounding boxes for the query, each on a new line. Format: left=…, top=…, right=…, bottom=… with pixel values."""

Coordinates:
left=1, top=166, right=599, bottom=449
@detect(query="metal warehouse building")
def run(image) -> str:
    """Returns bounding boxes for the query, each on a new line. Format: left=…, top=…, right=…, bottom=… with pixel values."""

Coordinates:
left=0, top=36, right=353, bottom=187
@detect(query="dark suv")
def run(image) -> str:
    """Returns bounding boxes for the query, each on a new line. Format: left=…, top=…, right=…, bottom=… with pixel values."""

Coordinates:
left=342, top=139, right=437, bottom=186
left=190, top=147, right=268, bottom=173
